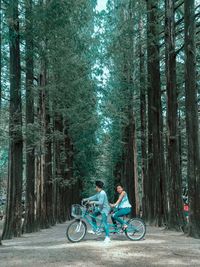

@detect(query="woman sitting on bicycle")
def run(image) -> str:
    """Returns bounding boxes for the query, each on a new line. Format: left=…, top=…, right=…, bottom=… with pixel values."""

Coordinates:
left=110, top=184, right=131, bottom=230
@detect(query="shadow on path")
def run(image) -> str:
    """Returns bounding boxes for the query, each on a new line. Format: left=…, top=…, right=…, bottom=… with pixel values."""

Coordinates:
left=0, top=223, right=200, bottom=267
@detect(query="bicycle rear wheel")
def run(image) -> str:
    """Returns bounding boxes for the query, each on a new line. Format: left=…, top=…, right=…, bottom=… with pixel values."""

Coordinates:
left=66, top=220, right=87, bottom=242
left=125, top=218, right=146, bottom=241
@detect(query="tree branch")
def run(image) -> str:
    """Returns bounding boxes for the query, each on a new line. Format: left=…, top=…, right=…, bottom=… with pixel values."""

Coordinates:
left=176, top=44, right=184, bottom=55
left=175, top=1, right=184, bottom=12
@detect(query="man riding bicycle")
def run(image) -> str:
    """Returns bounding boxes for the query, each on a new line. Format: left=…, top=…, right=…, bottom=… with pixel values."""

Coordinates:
left=67, top=181, right=146, bottom=243
left=83, top=180, right=111, bottom=243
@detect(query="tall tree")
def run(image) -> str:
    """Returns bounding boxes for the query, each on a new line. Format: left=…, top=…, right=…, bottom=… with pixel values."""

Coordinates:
left=24, top=0, right=36, bottom=233
left=0, top=0, right=2, bottom=111
left=0, top=0, right=2, bottom=245
left=165, top=0, right=185, bottom=230
left=184, top=0, right=200, bottom=238
left=146, top=0, right=166, bottom=225
left=138, top=3, right=148, bottom=220
left=119, top=0, right=139, bottom=217
left=3, top=0, right=23, bottom=239
left=34, top=0, right=54, bottom=229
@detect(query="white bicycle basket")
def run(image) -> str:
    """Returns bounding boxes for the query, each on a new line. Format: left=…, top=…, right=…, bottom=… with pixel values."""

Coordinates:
left=71, top=204, right=84, bottom=218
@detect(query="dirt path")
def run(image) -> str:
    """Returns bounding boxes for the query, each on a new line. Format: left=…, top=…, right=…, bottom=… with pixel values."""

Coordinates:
left=0, top=222, right=200, bottom=267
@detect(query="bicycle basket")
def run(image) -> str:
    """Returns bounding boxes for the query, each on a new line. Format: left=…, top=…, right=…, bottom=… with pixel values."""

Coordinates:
left=71, top=204, right=83, bottom=218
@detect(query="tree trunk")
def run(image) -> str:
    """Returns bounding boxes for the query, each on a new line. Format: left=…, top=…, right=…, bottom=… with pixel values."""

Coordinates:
left=0, top=0, right=2, bottom=112
left=122, top=1, right=139, bottom=217
left=123, top=119, right=138, bottom=217
left=24, top=0, right=36, bottom=233
left=64, top=122, right=74, bottom=220
left=184, top=0, right=200, bottom=238
left=165, top=0, right=185, bottom=230
left=3, top=0, right=23, bottom=239
left=146, top=0, right=166, bottom=225
left=54, top=114, right=64, bottom=223
left=38, top=67, right=50, bottom=229
left=0, top=0, right=2, bottom=245
left=139, top=17, right=148, bottom=220
left=45, top=108, right=54, bottom=226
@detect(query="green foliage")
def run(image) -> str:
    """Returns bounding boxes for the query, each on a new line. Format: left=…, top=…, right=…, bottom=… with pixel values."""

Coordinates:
left=1, top=0, right=200, bottom=213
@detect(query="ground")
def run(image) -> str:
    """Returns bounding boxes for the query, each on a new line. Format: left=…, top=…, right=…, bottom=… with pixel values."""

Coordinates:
left=0, top=222, right=200, bottom=267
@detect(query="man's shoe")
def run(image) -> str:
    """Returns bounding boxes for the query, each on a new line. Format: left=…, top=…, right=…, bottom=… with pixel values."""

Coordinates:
left=88, top=229, right=96, bottom=234
left=88, top=228, right=101, bottom=235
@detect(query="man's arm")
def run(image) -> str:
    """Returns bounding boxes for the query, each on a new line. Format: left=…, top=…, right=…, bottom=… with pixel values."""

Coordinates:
left=90, top=192, right=105, bottom=205
left=86, top=194, right=98, bottom=201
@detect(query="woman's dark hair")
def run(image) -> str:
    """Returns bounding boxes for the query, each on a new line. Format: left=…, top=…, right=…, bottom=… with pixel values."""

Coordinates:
left=116, top=183, right=124, bottom=189
left=95, top=180, right=104, bottom=189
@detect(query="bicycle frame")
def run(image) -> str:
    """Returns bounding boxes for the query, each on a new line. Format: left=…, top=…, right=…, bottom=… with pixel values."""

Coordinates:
left=80, top=206, right=131, bottom=234
left=82, top=211, right=104, bottom=231
left=67, top=204, right=146, bottom=242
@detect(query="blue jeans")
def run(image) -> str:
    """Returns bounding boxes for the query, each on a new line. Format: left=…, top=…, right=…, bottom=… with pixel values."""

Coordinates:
left=111, top=207, right=131, bottom=227
left=92, top=211, right=110, bottom=237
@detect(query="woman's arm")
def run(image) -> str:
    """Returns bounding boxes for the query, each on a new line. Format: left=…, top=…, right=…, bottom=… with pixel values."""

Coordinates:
left=110, top=191, right=125, bottom=207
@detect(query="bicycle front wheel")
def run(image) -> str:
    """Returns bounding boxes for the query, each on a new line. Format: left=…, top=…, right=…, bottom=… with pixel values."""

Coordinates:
left=66, top=220, right=87, bottom=242
left=125, top=218, right=146, bottom=241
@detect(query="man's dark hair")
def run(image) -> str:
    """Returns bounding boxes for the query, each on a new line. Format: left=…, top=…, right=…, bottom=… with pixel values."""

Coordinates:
left=95, top=180, right=104, bottom=189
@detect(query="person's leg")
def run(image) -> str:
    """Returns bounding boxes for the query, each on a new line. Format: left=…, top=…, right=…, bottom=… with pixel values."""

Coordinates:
left=112, top=208, right=131, bottom=226
left=111, top=213, right=117, bottom=228
left=102, top=212, right=110, bottom=237
left=92, top=211, right=101, bottom=230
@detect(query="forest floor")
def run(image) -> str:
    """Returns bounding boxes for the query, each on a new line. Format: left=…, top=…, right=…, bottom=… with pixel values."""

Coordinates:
left=0, top=221, right=200, bottom=267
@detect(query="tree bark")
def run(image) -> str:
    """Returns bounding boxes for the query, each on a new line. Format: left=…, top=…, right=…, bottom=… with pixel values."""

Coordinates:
left=165, top=0, right=185, bottom=230
left=0, top=0, right=2, bottom=112
left=122, top=113, right=138, bottom=217
left=54, top=114, right=64, bottom=223
left=123, top=0, right=139, bottom=217
left=146, top=0, right=166, bottom=225
left=184, top=0, right=200, bottom=238
left=24, top=0, right=36, bottom=233
left=38, top=67, right=50, bottom=229
left=45, top=107, right=54, bottom=226
left=0, top=0, right=2, bottom=245
left=3, top=0, right=23, bottom=239
left=139, top=17, right=148, bottom=220
left=64, top=122, right=74, bottom=220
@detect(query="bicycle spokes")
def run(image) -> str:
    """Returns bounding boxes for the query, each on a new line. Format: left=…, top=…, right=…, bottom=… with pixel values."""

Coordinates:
left=125, top=219, right=146, bottom=241
left=66, top=220, right=87, bottom=242
left=75, top=221, right=82, bottom=233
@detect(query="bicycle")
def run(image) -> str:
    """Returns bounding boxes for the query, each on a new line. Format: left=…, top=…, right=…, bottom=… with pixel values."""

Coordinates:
left=66, top=200, right=146, bottom=243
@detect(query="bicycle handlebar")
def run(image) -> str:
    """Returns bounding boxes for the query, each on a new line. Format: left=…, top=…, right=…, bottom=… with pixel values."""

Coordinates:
left=81, top=199, right=97, bottom=208
left=81, top=199, right=90, bottom=206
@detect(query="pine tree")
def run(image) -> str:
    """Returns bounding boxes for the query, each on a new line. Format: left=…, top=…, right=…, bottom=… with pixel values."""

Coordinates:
left=24, top=0, right=36, bottom=233
left=3, top=0, right=23, bottom=239
left=146, top=0, right=166, bottom=225
left=184, top=0, right=200, bottom=238
left=165, top=0, right=185, bottom=230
